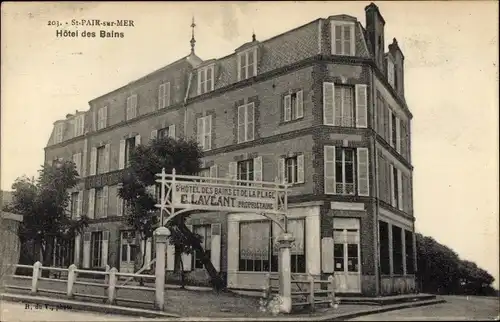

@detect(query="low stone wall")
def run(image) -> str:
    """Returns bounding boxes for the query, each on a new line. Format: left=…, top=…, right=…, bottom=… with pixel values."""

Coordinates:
left=0, top=212, right=23, bottom=291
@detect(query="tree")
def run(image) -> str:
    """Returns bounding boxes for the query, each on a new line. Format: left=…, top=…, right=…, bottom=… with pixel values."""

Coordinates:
left=118, top=136, right=225, bottom=291
left=4, top=160, right=89, bottom=272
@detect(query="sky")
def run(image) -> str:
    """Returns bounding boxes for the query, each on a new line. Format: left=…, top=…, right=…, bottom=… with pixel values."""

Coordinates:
left=1, top=2, right=498, bottom=287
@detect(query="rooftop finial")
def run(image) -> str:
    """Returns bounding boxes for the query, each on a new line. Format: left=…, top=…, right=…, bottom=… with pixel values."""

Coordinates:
left=252, top=30, right=256, bottom=42
left=190, top=16, right=196, bottom=54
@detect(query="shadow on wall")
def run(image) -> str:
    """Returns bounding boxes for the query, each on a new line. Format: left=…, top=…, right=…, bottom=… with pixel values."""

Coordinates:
left=0, top=212, right=23, bottom=291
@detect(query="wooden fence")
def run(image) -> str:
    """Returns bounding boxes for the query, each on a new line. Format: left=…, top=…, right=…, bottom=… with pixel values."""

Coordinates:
left=263, top=273, right=338, bottom=312
left=4, top=261, right=156, bottom=307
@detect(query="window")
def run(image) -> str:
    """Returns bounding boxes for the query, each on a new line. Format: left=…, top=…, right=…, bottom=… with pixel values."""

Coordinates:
left=96, top=146, right=106, bottom=175
left=237, top=102, right=255, bottom=143
left=126, top=95, right=137, bottom=120
left=72, top=153, right=82, bottom=176
left=91, top=231, right=103, bottom=268
left=239, top=219, right=305, bottom=273
left=95, top=187, right=105, bottom=218
left=283, top=90, right=304, bottom=122
left=198, top=66, right=214, bottom=95
left=280, top=154, right=304, bottom=185
left=71, top=192, right=79, bottom=219
left=391, top=166, right=400, bottom=209
left=391, top=112, right=397, bottom=148
left=238, top=49, right=257, bottom=81
left=237, top=160, right=254, bottom=185
left=97, top=106, right=107, bottom=130
left=335, top=86, right=354, bottom=127
left=379, top=221, right=390, bottom=275
left=193, top=225, right=211, bottom=269
left=74, top=115, right=85, bottom=137
left=335, top=147, right=355, bottom=195
left=285, top=157, right=298, bottom=184
left=197, top=115, right=212, bottom=151
left=158, top=83, right=171, bottom=109
left=323, top=83, right=356, bottom=127
left=158, top=125, right=175, bottom=139
left=331, top=22, right=355, bottom=56
left=125, top=137, right=136, bottom=167
left=405, top=230, right=414, bottom=274
left=54, top=123, right=64, bottom=144
left=392, top=225, right=403, bottom=275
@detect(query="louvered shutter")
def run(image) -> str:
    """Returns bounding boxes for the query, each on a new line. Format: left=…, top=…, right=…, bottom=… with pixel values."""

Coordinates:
left=88, top=188, right=95, bottom=219
left=104, top=144, right=110, bottom=172
left=183, top=225, right=193, bottom=271
left=237, top=105, right=245, bottom=143
left=116, top=185, right=123, bottom=217
left=397, top=169, right=403, bottom=210
left=102, top=106, right=108, bottom=128
left=296, top=90, right=304, bottom=119
left=102, top=231, right=109, bottom=267
left=119, top=139, right=126, bottom=169
left=211, top=223, right=221, bottom=272
left=297, top=154, right=305, bottom=184
left=247, top=103, right=255, bottom=141
left=357, top=148, right=369, bottom=196
left=150, top=129, right=158, bottom=140
left=205, top=115, right=212, bottom=150
left=197, top=117, right=204, bottom=147
left=396, top=117, right=401, bottom=153
left=323, top=82, right=335, bottom=125
left=102, top=186, right=109, bottom=218
left=74, top=234, right=81, bottom=266
left=77, top=191, right=83, bottom=218
left=390, top=164, right=396, bottom=207
left=324, top=146, right=336, bottom=194
left=253, top=156, right=262, bottom=182
left=158, top=83, right=165, bottom=109
left=83, top=232, right=91, bottom=268
left=228, top=162, right=237, bottom=181
left=284, top=95, right=292, bottom=122
left=278, top=158, right=286, bottom=184
left=90, top=147, right=97, bottom=176
left=355, top=84, right=368, bottom=128
left=169, top=124, right=176, bottom=139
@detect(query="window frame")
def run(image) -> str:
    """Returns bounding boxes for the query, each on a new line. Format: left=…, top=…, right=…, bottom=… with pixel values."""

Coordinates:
left=126, top=94, right=138, bottom=121
left=158, top=82, right=171, bottom=109
left=192, top=224, right=212, bottom=269
left=335, top=85, right=355, bottom=127
left=197, top=115, right=212, bottom=151
left=198, top=65, right=214, bottom=95
left=237, top=102, right=255, bottom=143
left=285, top=156, right=298, bottom=184
left=96, top=145, right=106, bottom=175
left=237, top=159, right=254, bottom=185
left=91, top=231, right=103, bottom=268
left=237, top=48, right=258, bottom=81
left=124, top=137, right=136, bottom=167
left=54, top=123, right=64, bottom=144
left=335, top=147, right=356, bottom=195
left=97, top=106, right=107, bottom=130
left=331, top=21, right=355, bottom=56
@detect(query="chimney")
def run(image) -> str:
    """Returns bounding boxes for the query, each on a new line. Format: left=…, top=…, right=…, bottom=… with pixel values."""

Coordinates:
left=365, top=3, right=386, bottom=71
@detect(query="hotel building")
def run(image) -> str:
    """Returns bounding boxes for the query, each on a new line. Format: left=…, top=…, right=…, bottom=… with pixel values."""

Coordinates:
left=44, top=3, right=416, bottom=296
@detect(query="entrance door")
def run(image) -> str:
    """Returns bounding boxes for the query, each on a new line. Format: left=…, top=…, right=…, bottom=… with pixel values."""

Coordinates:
left=333, top=218, right=361, bottom=293
left=120, top=231, right=137, bottom=273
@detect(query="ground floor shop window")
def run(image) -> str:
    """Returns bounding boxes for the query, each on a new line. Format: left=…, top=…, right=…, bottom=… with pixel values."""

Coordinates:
left=239, top=219, right=305, bottom=273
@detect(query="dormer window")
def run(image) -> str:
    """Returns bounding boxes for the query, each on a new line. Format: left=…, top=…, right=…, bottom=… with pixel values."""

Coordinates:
left=54, top=123, right=64, bottom=144
left=386, top=56, right=395, bottom=88
left=237, top=48, right=257, bottom=81
left=74, top=114, right=85, bottom=137
left=331, top=21, right=355, bottom=56
left=197, top=65, right=214, bottom=95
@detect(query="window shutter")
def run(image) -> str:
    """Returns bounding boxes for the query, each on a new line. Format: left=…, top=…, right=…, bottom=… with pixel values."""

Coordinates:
left=77, top=191, right=83, bottom=218
left=324, top=145, right=336, bottom=194
left=88, top=188, right=95, bottom=219
left=133, top=95, right=138, bottom=117
left=135, top=134, right=141, bottom=146
left=210, top=67, right=215, bottom=91
left=297, top=154, right=305, bottom=184
left=296, top=90, right=304, bottom=119
left=331, top=23, right=337, bottom=55
left=390, top=164, right=396, bottom=207
left=396, top=117, right=401, bottom=153
left=278, top=158, right=286, bottom=184
left=237, top=105, right=245, bottom=143
left=103, top=106, right=108, bottom=128
left=197, top=70, right=202, bottom=95
left=247, top=103, right=255, bottom=141
left=158, top=83, right=165, bottom=109
left=74, top=234, right=81, bottom=266
left=389, top=109, right=394, bottom=147
left=323, top=82, right=335, bottom=125
left=102, top=186, right=109, bottom=218
left=197, top=117, right=204, bottom=147
left=228, top=162, right=237, bottom=181
left=166, top=83, right=171, bottom=107
left=206, top=115, right=212, bottom=150
left=83, top=232, right=91, bottom=268
left=150, top=129, right=158, bottom=140
left=102, top=231, right=109, bottom=267
left=90, top=147, right=97, bottom=176
left=237, top=54, right=242, bottom=81
left=116, top=185, right=123, bottom=217
left=349, top=24, right=355, bottom=56
left=210, top=164, right=218, bottom=180
left=253, top=156, right=263, bottom=182
left=183, top=225, right=193, bottom=271
left=355, top=84, right=368, bottom=128
left=397, top=169, right=403, bottom=210
left=169, top=124, right=176, bottom=139
left=357, top=148, right=369, bottom=196
left=284, top=95, right=292, bottom=122
left=119, top=139, right=126, bottom=170
left=104, top=144, right=110, bottom=172
left=211, top=223, right=221, bottom=272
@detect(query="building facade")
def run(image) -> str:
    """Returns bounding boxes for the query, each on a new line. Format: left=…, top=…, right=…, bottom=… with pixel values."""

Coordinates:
left=44, top=4, right=415, bottom=296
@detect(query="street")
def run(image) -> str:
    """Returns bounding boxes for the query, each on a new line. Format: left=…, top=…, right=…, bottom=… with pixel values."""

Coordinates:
left=350, top=296, right=500, bottom=321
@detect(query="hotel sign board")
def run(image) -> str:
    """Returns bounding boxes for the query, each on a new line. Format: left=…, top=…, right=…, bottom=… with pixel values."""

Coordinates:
left=172, top=181, right=280, bottom=214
